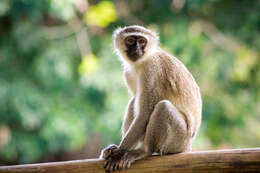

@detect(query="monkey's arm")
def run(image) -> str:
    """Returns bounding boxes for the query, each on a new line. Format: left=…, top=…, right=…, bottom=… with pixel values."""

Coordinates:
left=100, top=98, right=135, bottom=160
left=119, top=94, right=152, bottom=150
left=122, top=97, right=135, bottom=136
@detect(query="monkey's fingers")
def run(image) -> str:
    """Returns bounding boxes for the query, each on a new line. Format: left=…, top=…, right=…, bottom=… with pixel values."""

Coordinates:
left=121, top=153, right=135, bottom=170
left=127, top=159, right=135, bottom=168
left=104, top=157, right=112, bottom=168
left=104, top=158, right=117, bottom=172
left=112, top=161, right=118, bottom=172
left=122, top=158, right=129, bottom=170
left=114, top=160, right=120, bottom=171
left=105, top=161, right=113, bottom=172
left=118, top=159, right=124, bottom=170
left=109, top=160, right=117, bottom=172
left=112, top=158, right=123, bottom=172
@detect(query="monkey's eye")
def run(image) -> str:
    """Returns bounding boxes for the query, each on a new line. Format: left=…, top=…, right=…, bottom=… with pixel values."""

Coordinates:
left=137, top=38, right=147, bottom=46
left=125, top=37, right=135, bottom=45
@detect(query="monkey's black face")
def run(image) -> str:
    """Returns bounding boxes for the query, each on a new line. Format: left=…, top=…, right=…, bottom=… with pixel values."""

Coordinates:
left=124, top=36, right=147, bottom=61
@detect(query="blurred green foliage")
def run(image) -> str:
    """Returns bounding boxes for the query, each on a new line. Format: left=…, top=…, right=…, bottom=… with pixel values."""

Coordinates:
left=83, top=1, right=117, bottom=27
left=0, top=0, right=260, bottom=165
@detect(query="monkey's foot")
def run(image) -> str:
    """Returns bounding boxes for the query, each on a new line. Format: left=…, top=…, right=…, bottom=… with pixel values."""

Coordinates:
left=104, top=148, right=127, bottom=172
left=123, top=149, right=149, bottom=169
left=100, top=144, right=119, bottom=159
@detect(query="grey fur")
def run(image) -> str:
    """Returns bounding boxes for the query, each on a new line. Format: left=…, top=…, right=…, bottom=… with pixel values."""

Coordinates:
left=100, top=25, right=202, bottom=172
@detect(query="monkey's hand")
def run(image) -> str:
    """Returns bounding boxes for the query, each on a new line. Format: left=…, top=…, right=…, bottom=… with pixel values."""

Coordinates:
left=103, top=148, right=128, bottom=172
left=100, top=144, right=119, bottom=159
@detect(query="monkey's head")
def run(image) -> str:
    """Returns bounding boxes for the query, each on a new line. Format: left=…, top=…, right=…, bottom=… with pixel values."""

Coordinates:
left=113, top=25, right=159, bottom=63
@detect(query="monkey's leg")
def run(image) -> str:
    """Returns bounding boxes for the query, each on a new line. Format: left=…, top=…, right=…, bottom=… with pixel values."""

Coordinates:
left=117, top=100, right=191, bottom=170
left=144, top=100, right=191, bottom=155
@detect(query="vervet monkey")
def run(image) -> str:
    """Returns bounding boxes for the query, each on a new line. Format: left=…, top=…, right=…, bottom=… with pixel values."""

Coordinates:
left=100, top=25, right=202, bottom=172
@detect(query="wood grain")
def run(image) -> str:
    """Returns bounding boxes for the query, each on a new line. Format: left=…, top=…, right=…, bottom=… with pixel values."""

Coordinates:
left=1, top=148, right=260, bottom=173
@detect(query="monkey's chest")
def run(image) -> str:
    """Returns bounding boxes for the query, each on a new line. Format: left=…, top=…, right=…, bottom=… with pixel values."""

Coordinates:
left=125, top=71, right=138, bottom=96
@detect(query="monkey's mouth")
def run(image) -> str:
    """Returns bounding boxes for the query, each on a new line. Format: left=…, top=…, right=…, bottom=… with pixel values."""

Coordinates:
left=126, top=49, right=145, bottom=61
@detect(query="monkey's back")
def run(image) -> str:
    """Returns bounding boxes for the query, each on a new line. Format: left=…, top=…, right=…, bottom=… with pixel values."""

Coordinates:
left=153, top=50, right=202, bottom=137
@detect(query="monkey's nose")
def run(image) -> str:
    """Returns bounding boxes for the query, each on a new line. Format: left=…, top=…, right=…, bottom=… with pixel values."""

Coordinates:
left=136, top=43, right=143, bottom=57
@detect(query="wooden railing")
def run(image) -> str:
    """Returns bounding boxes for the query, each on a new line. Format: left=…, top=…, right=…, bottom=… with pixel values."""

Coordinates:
left=0, top=148, right=260, bottom=173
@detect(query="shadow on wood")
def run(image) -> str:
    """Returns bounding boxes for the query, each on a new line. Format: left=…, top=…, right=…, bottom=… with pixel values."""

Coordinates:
left=0, top=148, right=260, bottom=173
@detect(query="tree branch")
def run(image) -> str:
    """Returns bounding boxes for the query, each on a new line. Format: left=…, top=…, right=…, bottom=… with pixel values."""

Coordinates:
left=1, top=148, right=260, bottom=173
